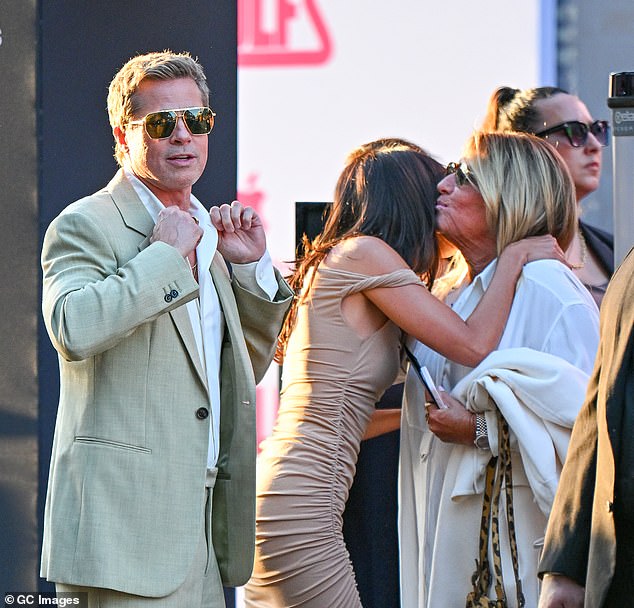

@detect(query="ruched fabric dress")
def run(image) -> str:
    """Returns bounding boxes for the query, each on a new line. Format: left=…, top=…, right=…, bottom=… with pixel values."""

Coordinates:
left=244, top=266, right=422, bottom=607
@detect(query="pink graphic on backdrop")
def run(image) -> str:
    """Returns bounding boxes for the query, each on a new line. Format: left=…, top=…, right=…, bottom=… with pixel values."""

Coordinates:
left=237, top=173, right=267, bottom=230
left=238, top=0, right=332, bottom=67
left=238, top=173, right=282, bottom=448
left=238, top=173, right=266, bottom=221
left=256, top=377, right=282, bottom=452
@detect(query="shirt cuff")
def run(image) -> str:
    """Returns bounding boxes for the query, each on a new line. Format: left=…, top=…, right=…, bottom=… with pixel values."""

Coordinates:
left=231, top=249, right=278, bottom=301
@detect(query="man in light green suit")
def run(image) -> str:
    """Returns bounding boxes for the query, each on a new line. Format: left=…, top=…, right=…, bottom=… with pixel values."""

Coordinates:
left=40, top=51, right=293, bottom=607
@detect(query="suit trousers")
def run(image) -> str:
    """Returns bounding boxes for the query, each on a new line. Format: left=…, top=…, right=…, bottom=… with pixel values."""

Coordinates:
left=57, top=468, right=224, bottom=608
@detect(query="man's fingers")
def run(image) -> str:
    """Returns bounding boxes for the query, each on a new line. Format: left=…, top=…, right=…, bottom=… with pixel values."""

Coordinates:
left=211, top=201, right=257, bottom=232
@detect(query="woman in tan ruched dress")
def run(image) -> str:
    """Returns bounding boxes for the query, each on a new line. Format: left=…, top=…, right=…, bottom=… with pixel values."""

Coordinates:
left=244, top=138, right=567, bottom=607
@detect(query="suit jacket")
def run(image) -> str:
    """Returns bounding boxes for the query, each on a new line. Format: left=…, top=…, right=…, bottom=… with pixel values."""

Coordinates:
left=539, top=247, right=634, bottom=606
left=40, top=170, right=293, bottom=596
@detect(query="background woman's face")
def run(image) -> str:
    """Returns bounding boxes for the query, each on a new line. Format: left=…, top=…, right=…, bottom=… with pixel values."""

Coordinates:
left=435, top=172, right=496, bottom=260
left=533, top=94, right=603, bottom=203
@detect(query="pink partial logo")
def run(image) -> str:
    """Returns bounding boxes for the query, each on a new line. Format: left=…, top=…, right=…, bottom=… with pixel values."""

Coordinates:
left=238, top=0, right=333, bottom=67
left=237, top=173, right=268, bottom=229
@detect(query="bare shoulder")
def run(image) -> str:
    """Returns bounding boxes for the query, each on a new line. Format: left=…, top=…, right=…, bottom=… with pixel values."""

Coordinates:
left=326, top=235, right=409, bottom=274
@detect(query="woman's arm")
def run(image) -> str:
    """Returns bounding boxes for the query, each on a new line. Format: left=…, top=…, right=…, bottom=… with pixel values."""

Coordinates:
left=363, top=408, right=402, bottom=440
left=361, top=236, right=564, bottom=367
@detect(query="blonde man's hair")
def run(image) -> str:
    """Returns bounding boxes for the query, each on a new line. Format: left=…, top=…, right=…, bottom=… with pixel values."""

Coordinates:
left=463, top=131, right=577, bottom=254
left=107, top=50, right=210, bottom=166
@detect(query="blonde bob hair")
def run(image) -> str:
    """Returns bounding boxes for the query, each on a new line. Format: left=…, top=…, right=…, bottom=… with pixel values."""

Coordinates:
left=463, top=131, right=577, bottom=254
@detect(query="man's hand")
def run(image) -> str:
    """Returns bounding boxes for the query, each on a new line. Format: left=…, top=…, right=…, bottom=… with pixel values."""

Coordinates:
left=210, top=200, right=266, bottom=264
left=538, top=574, right=584, bottom=608
left=151, top=206, right=202, bottom=258
left=426, top=391, right=475, bottom=445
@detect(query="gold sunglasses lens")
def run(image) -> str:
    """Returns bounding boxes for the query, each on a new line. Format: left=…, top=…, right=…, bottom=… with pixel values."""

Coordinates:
left=144, top=111, right=177, bottom=139
left=141, top=107, right=214, bottom=139
left=184, top=107, right=214, bottom=135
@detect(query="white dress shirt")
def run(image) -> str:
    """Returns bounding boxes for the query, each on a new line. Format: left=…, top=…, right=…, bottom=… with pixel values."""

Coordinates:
left=125, top=168, right=278, bottom=467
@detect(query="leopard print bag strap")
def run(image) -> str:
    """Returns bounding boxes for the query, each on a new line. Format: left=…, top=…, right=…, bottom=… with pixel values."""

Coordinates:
left=490, top=437, right=506, bottom=603
left=466, top=412, right=526, bottom=608
left=499, top=416, right=525, bottom=607
left=465, top=453, right=506, bottom=607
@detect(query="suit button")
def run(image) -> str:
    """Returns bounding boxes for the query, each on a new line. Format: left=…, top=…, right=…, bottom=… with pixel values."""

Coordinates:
left=170, top=289, right=179, bottom=298
left=196, top=407, right=209, bottom=420
left=164, top=293, right=172, bottom=303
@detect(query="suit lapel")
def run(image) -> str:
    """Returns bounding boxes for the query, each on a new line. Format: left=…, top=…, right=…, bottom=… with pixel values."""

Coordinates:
left=108, top=170, right=155, bottom=238
left=170, top=304, right=209, bottom=391
left=108, top=169, right=208, bottom=390
left=210, top=255, right=240, bottom=334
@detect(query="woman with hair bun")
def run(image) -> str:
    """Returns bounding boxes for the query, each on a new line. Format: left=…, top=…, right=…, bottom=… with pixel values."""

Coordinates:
left=483, top=86, right=613, bottom=307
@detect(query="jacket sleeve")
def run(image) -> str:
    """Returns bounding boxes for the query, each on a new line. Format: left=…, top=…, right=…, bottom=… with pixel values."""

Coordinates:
left=539, top=248, right=634, bottom=584
left=231, top=268, right=293, bottom=383
left=538, top=353, right=600, bottom=585
left=42, top=206, right=199, bottom=361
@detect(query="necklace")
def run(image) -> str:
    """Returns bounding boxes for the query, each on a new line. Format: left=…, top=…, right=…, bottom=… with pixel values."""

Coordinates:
left=188, top=256, right=198, bottom=280
left=569, top=230, right=588, bottom=270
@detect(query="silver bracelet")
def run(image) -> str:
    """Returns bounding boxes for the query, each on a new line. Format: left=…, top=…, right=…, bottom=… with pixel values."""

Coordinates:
left=474, top=413, right=489, bottom=449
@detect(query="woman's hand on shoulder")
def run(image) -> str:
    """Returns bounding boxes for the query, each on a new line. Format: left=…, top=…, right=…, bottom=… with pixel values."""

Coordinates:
left=500, top=235, right=567, bottom=269
left=326, top=235, right=409, bottom=274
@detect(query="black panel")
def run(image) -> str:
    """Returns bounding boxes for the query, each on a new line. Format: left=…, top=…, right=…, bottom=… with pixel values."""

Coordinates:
left=294, top=201, right=330, bottom=254
left=39, top=1, right=237, bottom=225
left=0, top=2, right=39, bottom=597
left=36, top=2, right=237, bottom=599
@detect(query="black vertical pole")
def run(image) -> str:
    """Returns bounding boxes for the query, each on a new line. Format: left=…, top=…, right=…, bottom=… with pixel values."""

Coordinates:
left=0, top=0, right=237, bottom=599
left=0, top=0, right=40, bottom=597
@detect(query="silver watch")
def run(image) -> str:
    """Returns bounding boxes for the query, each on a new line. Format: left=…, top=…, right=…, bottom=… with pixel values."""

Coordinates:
left=474, top=413, right=489, bottom=449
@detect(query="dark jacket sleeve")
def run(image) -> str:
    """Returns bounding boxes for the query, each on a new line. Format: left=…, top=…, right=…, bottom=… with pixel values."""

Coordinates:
left=539, top=247, right=634, bottom=592
left=538, top=359, right=600, bottom=584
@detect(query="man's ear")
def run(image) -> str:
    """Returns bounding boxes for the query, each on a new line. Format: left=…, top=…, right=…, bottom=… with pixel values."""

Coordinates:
left=113, top=126, right=127, bottom=153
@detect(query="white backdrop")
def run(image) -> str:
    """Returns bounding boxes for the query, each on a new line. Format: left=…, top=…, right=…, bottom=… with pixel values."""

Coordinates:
left=235, top=0, right=549, bottom=603
left=238, top=1, right=548, bottom=261
left=237, top=0, right=550, bottom=450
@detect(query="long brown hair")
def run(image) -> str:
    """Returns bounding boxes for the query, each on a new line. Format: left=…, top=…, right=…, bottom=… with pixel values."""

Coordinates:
left=276, top=138, right=445, bottom=362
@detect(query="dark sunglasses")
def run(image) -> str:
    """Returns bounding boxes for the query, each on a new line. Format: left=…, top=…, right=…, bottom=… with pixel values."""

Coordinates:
left=535, top=120, right=610, bottom=148
left=445, top=161, right=477, bottom=188
left=127, top=106, right=216, bottom=139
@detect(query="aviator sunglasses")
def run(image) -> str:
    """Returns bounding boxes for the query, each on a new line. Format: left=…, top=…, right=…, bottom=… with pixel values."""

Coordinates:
left=445, top=161, right=477, bottom=188
left=127, top=106, right=216, bottom=139
left=535, top=120, right=610, bottom=148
